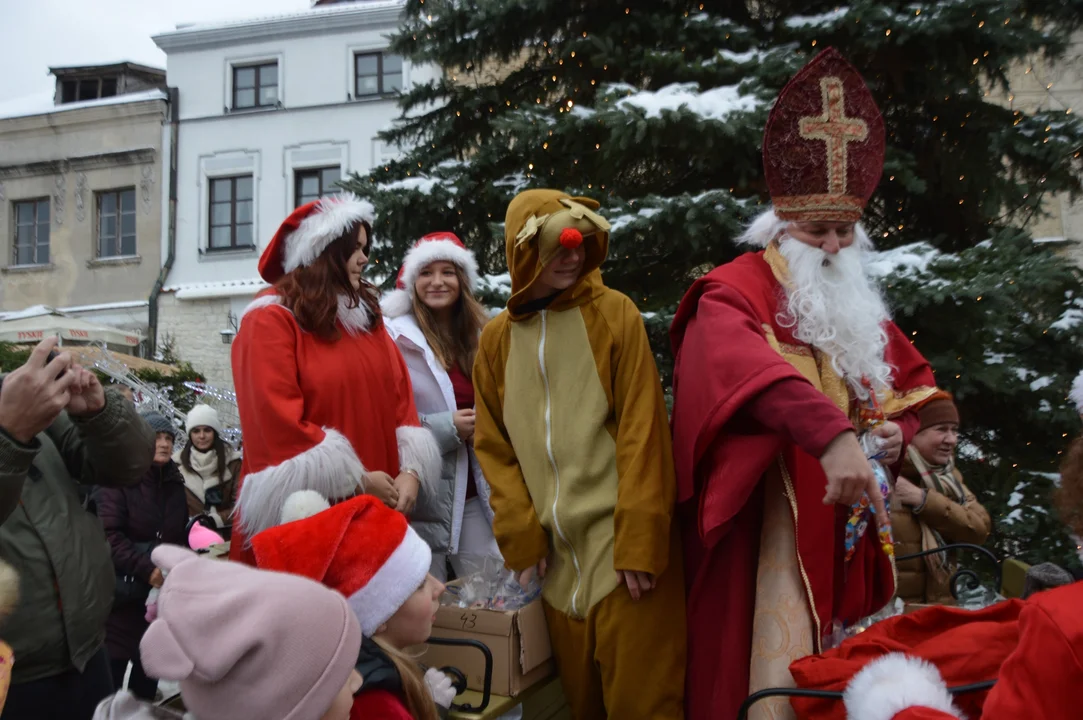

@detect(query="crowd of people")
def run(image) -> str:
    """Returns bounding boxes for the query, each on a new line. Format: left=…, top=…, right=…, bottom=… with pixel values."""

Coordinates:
left=0, top=46, right=1079, bottom=720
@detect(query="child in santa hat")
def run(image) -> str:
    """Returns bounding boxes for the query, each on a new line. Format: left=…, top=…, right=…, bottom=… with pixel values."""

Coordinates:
left=251, top=491, right=455, bottom=720
left=93, top=544, right=364, bottom=720
left=382, top=232, right=501, bottom=582
left=228, top=193, right=441, bottom=565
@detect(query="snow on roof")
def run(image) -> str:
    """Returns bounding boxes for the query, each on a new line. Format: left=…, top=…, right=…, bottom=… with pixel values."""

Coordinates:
left=165, top=278, right=269, bottom=300
left=59, top=300, right=149, bottom=314
left=0, top=305, right=57, bottom=321
left=0, top=88, right=167, bottom=122
left=617, top=83, right=760, bottom=122
left=160, top=0, right=403, bottom=37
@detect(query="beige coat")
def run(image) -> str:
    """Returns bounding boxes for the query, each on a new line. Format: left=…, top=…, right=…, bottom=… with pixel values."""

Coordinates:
left=892, top=455, right=992, bottom=604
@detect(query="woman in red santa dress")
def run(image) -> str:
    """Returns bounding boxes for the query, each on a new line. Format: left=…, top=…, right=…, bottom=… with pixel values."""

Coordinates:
left=228, top=193, right=440, bottom=563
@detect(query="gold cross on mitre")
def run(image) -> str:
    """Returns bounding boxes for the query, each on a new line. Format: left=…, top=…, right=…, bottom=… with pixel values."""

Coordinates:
left=798, top=76, right=868, bottom=195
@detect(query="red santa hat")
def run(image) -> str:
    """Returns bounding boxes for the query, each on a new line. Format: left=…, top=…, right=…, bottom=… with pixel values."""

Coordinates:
left=380, top=232, right=480, bottom=319
left=842, top=581, right=1083, bottom=720
left=258, top=192, right=375, bottom=284
left=763, top=47, right=885, bottom=223
left=843, top=654, right=962, bottom=720
left=250, top=492, right=432, bottom=636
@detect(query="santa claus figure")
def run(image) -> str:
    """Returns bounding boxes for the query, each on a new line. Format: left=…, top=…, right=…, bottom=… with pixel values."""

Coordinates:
left=670, top=48, right=938, bottom=720
left=228, top=193, right=440, bottom=563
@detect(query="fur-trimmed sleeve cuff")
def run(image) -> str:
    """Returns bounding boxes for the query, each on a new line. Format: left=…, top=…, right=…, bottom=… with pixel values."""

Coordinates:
left=396, top=425, right=441, bottom=498
left=236, top=428, right=364, bottom=541
left=843, top=654, right=962, bottom=720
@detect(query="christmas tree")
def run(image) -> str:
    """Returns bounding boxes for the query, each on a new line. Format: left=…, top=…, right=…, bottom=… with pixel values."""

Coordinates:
left=343, top=0, right=1083, bottom=568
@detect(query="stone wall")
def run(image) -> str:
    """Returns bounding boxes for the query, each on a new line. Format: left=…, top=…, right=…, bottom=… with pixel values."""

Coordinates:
left=156, top=293, right=238, bottom=388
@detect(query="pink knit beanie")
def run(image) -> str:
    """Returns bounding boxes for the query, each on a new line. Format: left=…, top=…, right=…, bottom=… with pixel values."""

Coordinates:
left=140, top=545, right=361, bottom=720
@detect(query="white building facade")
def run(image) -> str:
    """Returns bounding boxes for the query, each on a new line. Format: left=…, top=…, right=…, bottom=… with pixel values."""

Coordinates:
left=152, top=1, right=435, bottom=385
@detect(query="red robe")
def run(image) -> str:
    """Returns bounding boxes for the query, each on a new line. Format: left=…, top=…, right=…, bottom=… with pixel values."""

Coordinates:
left=669, top=251, right=935, bottom=720
left=228, top=292, right=438, bottom=563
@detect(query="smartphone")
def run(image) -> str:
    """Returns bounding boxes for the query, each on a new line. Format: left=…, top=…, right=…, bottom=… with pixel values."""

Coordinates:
left=46, top=349, right=69, bottom=380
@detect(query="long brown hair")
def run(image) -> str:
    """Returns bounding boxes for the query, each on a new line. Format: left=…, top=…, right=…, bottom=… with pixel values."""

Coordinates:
left=275, top=221, right=381, bottom=341
left=412, top=264, right=488, bottom=373
left=1056, top=435, right=1083, bottom=539
left=371, top=637, right=439, bottom=720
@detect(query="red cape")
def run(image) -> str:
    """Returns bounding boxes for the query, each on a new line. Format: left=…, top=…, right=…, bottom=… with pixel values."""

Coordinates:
left=790, top=599, right=1023, bottom=719
left=834, top=581, right=1083, bottom=720
left=669, top=251, right=935, bottom=720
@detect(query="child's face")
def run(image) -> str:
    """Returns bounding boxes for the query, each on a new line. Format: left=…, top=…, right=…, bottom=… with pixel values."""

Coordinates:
left=534, top=244, right=586, bottom=296
left=377, top=574, right=445, bottom=648
left=320, top=669, right=363, bottom=720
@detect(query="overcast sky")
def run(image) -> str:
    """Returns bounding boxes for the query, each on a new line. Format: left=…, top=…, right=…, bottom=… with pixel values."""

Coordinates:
left=0, top=0, right=311, bottom=102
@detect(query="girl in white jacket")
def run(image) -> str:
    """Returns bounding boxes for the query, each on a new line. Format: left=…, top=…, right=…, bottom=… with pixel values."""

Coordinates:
left=382, top=232, right=501, bottom=582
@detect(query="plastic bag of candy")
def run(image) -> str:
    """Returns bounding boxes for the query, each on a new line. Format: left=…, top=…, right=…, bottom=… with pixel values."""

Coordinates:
left=821, top=597, right=905, bottom=651
left=439, top=555, right=542, bottom=611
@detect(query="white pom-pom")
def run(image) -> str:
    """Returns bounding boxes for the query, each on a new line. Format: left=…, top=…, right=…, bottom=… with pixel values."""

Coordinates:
left=1071, top=370, right=1083, bottom=413
left=280, top=490, right=331, bottom=525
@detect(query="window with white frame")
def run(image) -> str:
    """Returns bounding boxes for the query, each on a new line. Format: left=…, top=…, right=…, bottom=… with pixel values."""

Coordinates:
left=208, top=176, right=254, bottom=250
left=295, top=167, right=342, bottom=207
left=97, top=188, right=137, bottom=258
left=354, top=52, right=403, bottom=97
left=12, top=199, right=50, bottom=265
left=232, top=62, right=278, bottom=110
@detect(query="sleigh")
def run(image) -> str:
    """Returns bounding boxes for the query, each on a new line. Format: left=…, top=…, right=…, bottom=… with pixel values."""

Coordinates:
left=737, top=543, right=1013, bottom=720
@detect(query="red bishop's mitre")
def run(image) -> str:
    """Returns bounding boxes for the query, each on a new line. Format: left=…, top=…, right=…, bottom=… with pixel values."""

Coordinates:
left=763, top=47, right=885, bottom=223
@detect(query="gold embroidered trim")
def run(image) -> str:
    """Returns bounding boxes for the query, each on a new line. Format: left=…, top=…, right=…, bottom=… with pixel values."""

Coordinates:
left=779, top=342, right=814, bottom=358
left=773, top=194, right=865, bottom=223
left=763, top=242, right=793, bottom=290
left=882, top=385, right=938, bottom=418
left=798, top=76, right=869, bottom=195
left=779, top=457, right=823, bottom=654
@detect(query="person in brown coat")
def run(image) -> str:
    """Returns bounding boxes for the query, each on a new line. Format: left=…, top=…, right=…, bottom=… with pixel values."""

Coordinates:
left=892, top=392, right=992, bottom=604
left=172, top=405, right=240, bottom=527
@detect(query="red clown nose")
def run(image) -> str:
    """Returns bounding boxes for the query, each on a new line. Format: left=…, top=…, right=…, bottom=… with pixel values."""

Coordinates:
left=559, top=227, right=583, bottom=249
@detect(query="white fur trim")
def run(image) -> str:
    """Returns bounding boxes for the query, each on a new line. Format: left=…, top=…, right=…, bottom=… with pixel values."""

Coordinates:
left=1071, top=370, right=1083, bottom=413
left=396, top=425, right=441, bottom=498
left=185, top=404, right=222, bottom=437
left=283, top=193, right=375, bottom=275
left=843, top=654, right=963, bottom=720
left=237, top=293, right=373, bottom=335
left=399, top=239, right=480, bottom=295
left=236, top=428, right=366, bottom=541
left=380, top=288, right=413, bottom=319
left=346, top=524, right=431, bottom=635
left=239, top=294, right=283, bottom=327
left=337, top=295, right=373, bottom=335
left=281, top=490, right=332, bottom=525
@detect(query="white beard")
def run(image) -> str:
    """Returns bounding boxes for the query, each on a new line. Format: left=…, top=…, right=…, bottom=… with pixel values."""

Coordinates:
left=777, top=234, right=893, bottom=399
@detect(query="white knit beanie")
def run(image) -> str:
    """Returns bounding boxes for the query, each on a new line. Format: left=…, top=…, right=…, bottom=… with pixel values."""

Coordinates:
left=185, top=404, right=223, bottom=437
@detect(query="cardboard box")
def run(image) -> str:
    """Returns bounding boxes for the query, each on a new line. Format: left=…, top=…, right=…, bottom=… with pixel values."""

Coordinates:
left=414, top=596, right=554, bottom=697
